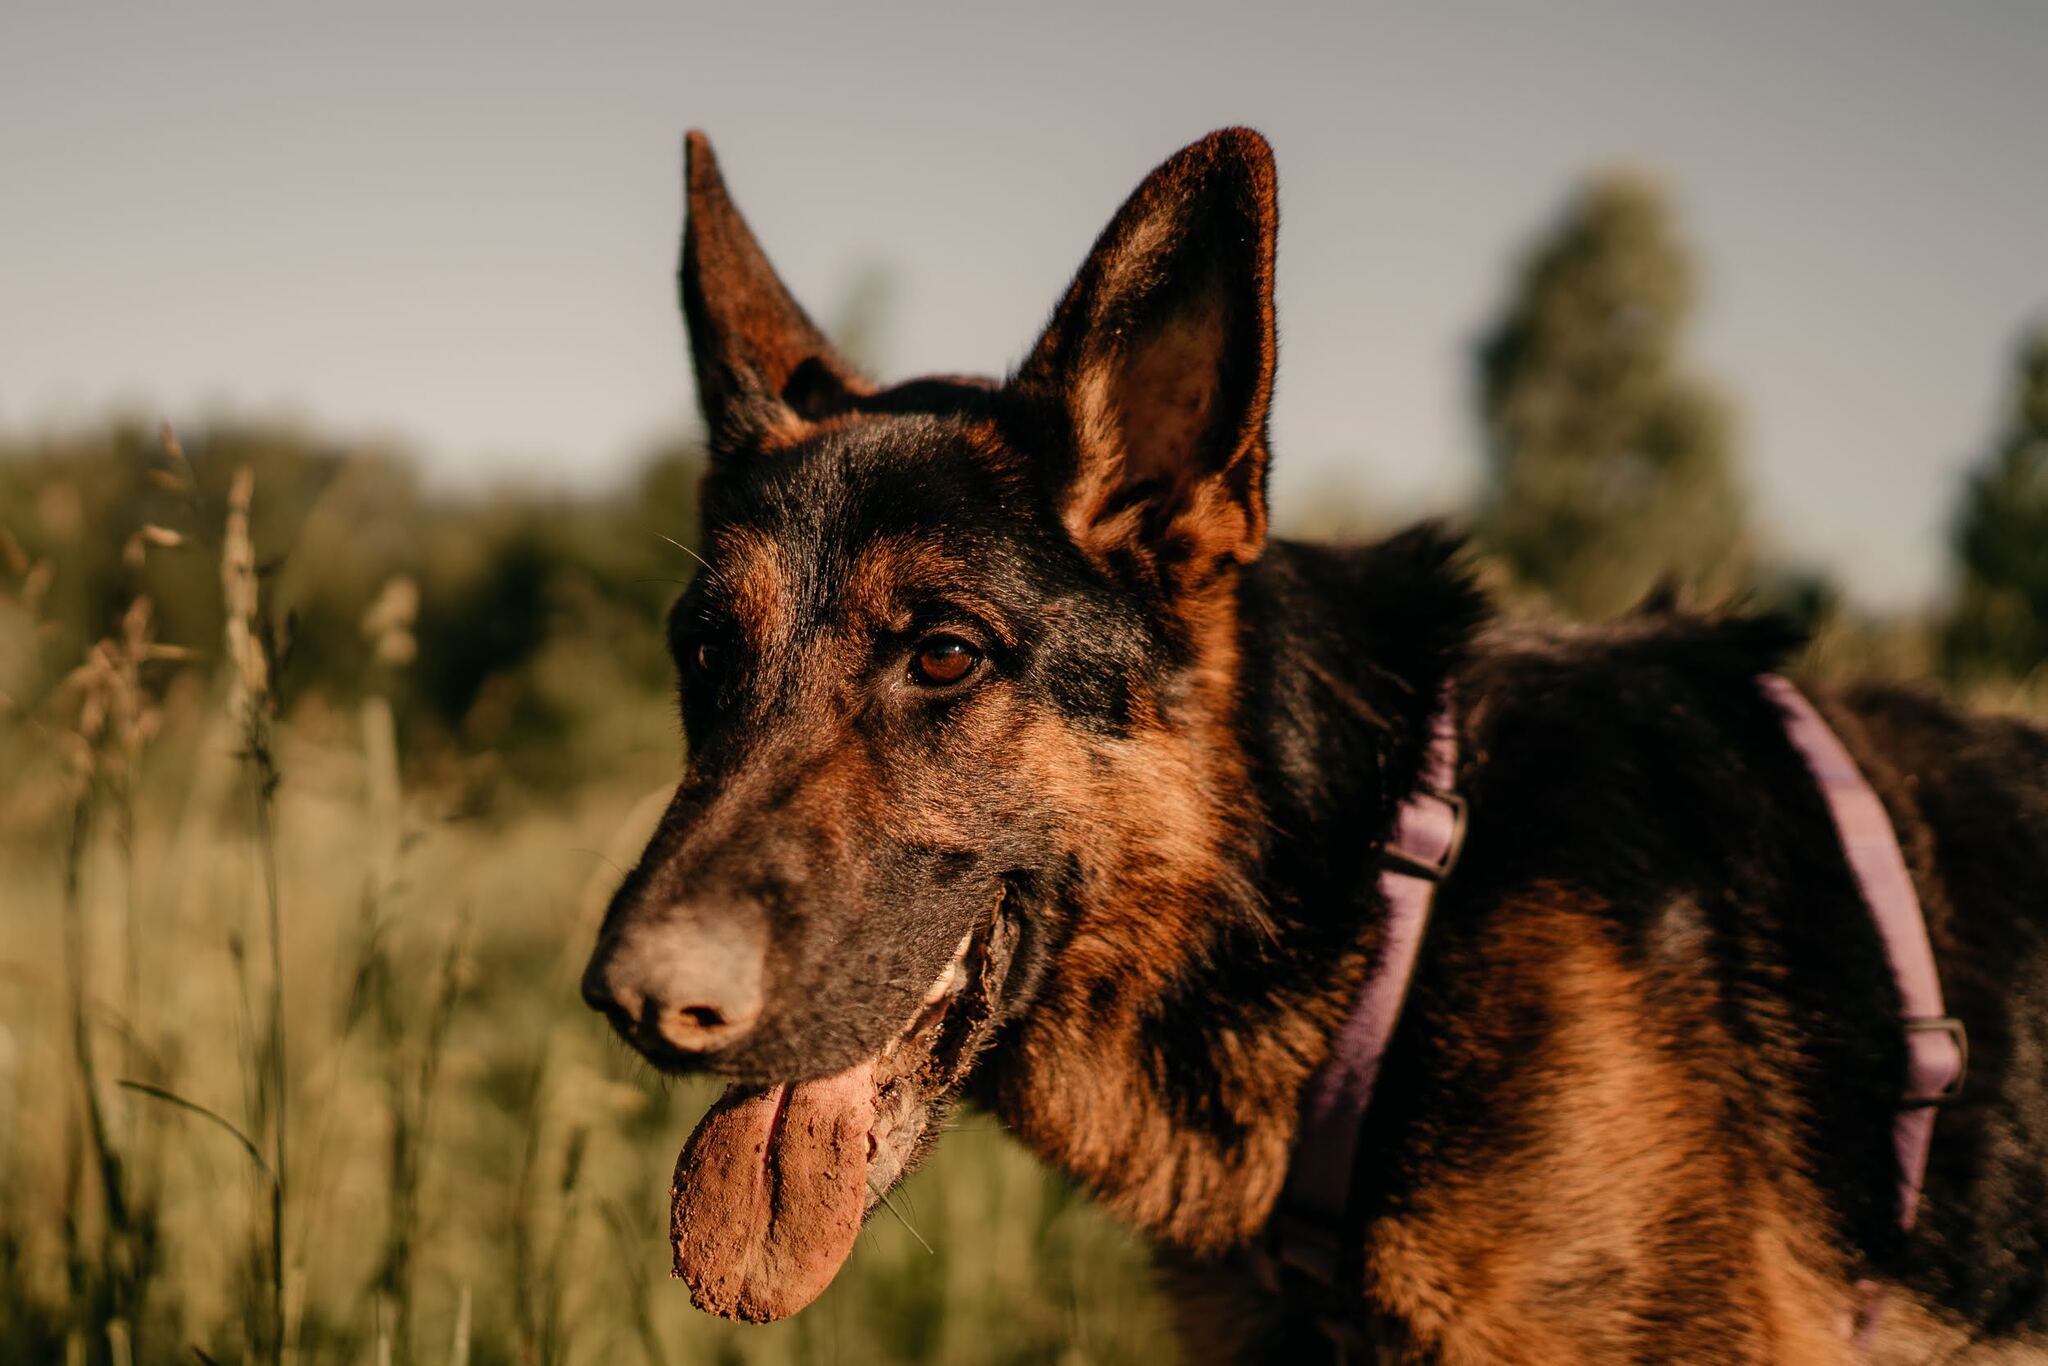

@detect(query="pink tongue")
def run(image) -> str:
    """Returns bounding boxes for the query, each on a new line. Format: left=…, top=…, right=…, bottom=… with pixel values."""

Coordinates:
left=669, top=1059, right=878, bottom=1323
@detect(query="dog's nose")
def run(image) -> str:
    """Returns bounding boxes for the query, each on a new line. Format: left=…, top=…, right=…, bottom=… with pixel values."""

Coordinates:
left=582, top=901, right=767, bottom=1055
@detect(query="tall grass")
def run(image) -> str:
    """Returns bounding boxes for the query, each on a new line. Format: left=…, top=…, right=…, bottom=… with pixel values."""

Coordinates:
left=10, top=420, right=2045, bottom=1365
left=0, top=435, right=1169, bottom=1365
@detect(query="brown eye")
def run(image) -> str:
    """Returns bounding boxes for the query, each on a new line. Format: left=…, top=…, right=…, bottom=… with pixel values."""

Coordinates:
left=910, top=636, right=981, bottom=688
left=692, top=642, right=721, bottom=675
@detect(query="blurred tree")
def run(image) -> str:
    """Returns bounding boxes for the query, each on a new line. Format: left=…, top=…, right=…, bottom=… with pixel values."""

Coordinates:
left=0, top=418, right=705, bottom=782
left=1476, top=173, right=1748, bottom=617
left=1945, top=323, right=2048, bottom=682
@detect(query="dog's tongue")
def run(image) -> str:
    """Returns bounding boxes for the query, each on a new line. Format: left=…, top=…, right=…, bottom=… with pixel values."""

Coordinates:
left=669, top=1059, right=878, bottom=1323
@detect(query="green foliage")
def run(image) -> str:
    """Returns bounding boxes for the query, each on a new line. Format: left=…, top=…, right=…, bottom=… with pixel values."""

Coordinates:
left=1945, top=325, right=2048, bottom=683
left=0, top=420, right=703, bottom=790
left=1477, top=174, right=1749, bottom=617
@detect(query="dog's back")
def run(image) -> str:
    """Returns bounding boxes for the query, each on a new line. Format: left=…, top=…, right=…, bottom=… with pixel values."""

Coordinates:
left=1848, top=685, right=2048, bottom=1341
left=1168, top=596, right=2048, bottom=1362
left=1252, top=604, right=2048, bottom=1361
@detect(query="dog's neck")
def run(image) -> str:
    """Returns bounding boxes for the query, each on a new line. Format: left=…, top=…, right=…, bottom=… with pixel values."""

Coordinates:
left=986, top=526, right=1485, bottom=1254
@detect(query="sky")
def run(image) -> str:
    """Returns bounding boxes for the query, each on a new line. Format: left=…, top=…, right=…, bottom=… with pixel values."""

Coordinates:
left=2, top=2, right=2044, bottom=609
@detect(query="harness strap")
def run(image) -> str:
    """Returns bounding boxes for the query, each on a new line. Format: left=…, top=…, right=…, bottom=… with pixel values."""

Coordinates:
left=1761, top=675, right=1967, bottom=1228
left=1265, top=705, right=1461, bottom=1301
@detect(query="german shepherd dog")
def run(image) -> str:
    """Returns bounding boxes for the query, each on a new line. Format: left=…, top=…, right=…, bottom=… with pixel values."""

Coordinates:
left=581, top=128, right=2048, bottom=1362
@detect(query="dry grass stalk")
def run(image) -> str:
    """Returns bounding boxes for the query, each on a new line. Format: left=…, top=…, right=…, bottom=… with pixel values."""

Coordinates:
left=222, top=465, right=269, bottom=720
left=217, top=462, right=294, bottom=1366
left=375, top=908, right=470, bottom=1366
left=43, top=441, right=204, bottom=1361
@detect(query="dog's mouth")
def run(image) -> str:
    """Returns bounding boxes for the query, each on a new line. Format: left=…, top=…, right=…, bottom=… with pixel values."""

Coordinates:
left=667, top=889, right=1019, bottom=1323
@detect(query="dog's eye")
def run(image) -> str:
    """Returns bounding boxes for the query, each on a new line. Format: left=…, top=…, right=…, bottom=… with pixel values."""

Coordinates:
left=691, top=641, right=722, bottom=676
left=909, top=636, right=981, bottom=688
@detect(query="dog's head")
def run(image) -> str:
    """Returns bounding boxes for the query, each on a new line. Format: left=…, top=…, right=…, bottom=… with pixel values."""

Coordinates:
left=581, top=128, right=1277, bottom=1321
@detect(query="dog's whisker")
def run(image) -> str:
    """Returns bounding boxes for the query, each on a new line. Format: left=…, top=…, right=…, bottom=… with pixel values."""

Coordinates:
left=870, top=1183, right=934, bottom=1256
left=566, top=846, right=628, bottom=879
left=656, top=532, right=712, bottom=573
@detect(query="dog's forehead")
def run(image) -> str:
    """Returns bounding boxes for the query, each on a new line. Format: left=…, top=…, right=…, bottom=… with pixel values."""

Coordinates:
left=694, top=415, right=1041, bottom=637
left=713, top=415, right=1012, bottom=532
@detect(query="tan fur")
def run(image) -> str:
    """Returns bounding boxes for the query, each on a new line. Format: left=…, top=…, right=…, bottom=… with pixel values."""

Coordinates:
left=987, top=583, right=1367, bottom=1250
left=1362, top=890, right=1851, bottom=1363
left=838, top=534, right=993, bottom=638
left=711, top=526, right=793, bottom=659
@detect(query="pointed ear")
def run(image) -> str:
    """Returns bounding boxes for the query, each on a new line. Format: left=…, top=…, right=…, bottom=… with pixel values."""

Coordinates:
left=1010, top=128, right=1278, bottom=571
left=680, top=131, right=870, bottom=449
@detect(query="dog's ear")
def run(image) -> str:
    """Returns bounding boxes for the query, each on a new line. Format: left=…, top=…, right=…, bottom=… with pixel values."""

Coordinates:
left=1010, top=128, right=1278, bottom=573
left=680, top=131, right=870, bottom=450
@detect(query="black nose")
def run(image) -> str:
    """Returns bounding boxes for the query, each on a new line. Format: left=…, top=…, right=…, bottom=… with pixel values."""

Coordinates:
left=581, top=899, right=767, bottom=1056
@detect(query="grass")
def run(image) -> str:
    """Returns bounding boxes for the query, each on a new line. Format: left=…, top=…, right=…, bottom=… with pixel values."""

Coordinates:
left=12, top=424, right=2039, bottom=1366
left=0, top=450, right=1170, bottom=1365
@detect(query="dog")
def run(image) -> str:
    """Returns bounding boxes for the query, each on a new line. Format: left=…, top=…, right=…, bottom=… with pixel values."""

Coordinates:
left=580, top=128, right=2048, bottom=1362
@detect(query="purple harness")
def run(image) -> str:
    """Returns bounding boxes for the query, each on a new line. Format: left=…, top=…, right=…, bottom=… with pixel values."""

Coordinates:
left=1265, top=674, right=1967, bottom=1347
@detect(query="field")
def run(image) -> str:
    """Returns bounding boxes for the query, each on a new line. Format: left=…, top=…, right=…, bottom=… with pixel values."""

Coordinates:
left=2, top=416, right=2037, bottom=1366
left=0, top=431, right=1168, bottom=1366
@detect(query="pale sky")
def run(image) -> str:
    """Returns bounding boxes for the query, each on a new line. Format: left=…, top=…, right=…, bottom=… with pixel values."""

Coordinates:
left=3, top=2, right=2044, bottom=608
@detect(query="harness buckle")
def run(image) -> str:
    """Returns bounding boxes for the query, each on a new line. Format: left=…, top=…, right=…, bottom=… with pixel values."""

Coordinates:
left=1901, top=1016, right=1968, bottom=1106
left=1379, top=788, right=1467, bottom=883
